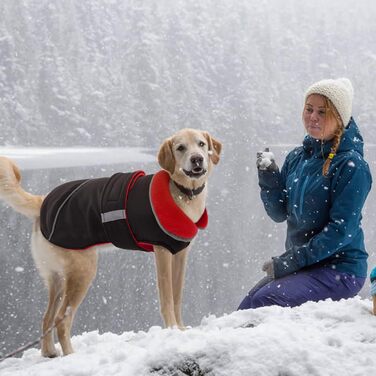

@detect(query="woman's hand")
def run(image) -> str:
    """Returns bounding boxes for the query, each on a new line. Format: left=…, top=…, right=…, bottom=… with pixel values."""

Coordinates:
left=256, top=148, right=279, bottom=171
left=262, top=259, right=275, bottom=278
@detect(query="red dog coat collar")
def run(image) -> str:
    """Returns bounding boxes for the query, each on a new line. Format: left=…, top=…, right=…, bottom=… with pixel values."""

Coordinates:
left=150, top=170, right=208, bottom=241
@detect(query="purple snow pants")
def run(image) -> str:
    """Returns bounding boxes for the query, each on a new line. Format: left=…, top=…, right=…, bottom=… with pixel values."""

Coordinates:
left=238, top=266, right=365, bottom=310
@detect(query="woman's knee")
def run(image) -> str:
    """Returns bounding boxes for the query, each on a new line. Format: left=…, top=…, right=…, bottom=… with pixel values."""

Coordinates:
left=238, top=289, right=276, bottom=309
left=250, top=289, right=276, bottom=308
left=238, top=293, right=253, bottom=310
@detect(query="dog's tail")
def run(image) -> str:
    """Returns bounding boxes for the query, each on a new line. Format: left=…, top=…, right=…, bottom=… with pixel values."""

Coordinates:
left=0, top=157, right=43, bottom=218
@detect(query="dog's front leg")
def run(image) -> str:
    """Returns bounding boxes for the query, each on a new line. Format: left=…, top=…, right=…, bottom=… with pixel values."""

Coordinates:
left=154, top=246, right=177, bottom=328
left=172, top=246, right=190, bottom=329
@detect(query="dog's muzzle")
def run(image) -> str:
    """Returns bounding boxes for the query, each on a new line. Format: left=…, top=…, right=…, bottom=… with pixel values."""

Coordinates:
left=183, top=154, right=207, bottom=178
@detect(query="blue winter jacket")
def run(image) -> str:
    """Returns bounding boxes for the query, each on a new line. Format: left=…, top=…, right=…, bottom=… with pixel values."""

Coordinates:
left=258, top=118, right=372, bottom=279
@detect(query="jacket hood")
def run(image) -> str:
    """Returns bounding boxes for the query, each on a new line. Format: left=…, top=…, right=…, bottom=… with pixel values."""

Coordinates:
left=302, top=117, right=364, bottom=158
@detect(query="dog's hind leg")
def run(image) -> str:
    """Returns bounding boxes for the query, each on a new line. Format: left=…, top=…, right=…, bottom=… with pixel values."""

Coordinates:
left=41, top=273, right=64, bottom=358
left=31, top=225, right=66, bottom=357
left=55, top=250, right=98, bottom=356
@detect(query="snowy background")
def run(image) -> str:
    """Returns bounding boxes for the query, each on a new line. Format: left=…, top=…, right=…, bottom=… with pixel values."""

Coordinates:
left=1, top=0, right=376, bottom=372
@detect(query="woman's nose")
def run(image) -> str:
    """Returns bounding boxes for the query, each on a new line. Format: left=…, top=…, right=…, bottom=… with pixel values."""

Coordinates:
left=310, top=111, right=319, bottom=122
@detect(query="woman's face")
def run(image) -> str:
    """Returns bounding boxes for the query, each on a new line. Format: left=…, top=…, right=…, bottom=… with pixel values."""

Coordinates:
left=303, top=94, right=338, bottom=141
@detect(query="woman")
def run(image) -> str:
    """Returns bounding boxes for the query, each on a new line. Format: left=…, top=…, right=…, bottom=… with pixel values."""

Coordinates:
left=239, top=78, right=372, bottom=309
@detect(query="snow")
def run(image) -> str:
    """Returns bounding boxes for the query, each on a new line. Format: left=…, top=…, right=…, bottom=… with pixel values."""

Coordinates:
left=0, top=147, right=155, bottom=170
left=257, top=150, right=274, bottom=170
left=1, top=297, right=375, bottom=376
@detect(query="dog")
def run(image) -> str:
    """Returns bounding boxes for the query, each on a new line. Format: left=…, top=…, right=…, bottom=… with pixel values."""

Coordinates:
left=0, top=128, right=221, bottom=357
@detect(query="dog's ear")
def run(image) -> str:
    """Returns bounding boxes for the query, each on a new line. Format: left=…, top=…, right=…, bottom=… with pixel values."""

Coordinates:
left=203, top=132, right=222, bottom=165
left=158, top=138, right=175, bottom=174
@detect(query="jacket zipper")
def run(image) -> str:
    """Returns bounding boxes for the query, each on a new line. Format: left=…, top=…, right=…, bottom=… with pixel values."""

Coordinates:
left=299, top=175, right=309, bottom=217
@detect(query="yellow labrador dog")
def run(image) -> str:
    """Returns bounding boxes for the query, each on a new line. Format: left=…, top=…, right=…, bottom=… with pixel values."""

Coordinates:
left=0, top=128, right=221, bottom=357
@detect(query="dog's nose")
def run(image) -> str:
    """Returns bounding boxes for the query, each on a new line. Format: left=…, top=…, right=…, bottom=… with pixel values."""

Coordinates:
left=190, top=154, right=203, bottom=166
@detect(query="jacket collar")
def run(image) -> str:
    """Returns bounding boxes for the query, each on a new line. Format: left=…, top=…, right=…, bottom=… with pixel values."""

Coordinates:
left=149, top=170, right=208, bottom=242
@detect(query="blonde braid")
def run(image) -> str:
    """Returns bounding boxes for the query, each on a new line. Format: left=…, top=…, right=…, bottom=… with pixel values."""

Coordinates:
left=322, top=97, right=344, bottom=176
left=322, top=125, right=344, bottom=176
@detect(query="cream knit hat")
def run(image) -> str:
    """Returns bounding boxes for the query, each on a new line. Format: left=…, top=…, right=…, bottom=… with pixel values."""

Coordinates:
left=304, top=78, right=354, bottom=126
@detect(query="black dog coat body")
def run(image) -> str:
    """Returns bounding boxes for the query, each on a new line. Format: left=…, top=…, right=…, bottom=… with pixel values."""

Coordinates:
left=40, top=170, right=208, bottom=254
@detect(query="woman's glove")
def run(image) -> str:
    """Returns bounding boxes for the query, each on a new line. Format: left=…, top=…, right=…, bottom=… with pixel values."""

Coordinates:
left=262, top=259, right=275, bottom=279
left=256, top=148, right=279, bottom=172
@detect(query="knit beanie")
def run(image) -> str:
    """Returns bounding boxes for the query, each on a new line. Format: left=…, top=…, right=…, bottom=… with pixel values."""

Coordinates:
left=304, top=78, right=354, bottom=127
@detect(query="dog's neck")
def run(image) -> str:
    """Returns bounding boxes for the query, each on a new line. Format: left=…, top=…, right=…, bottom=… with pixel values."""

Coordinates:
left=169, top=179, right=207, bottom=223
left=173, top=180, right=206, bottom=201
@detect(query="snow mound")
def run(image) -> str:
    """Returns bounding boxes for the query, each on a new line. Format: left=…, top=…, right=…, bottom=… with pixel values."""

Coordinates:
left=1, top=297, right=375, bottom=376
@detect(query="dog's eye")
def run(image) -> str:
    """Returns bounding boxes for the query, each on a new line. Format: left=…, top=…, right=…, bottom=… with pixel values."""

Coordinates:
left=198, top=141, right=206, bottom=147
left=176, top=145, right=186, bottom=152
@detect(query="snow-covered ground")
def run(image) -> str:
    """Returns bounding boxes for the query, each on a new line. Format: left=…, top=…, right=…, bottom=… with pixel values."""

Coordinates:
left=1, top=297, right=375, bottom=376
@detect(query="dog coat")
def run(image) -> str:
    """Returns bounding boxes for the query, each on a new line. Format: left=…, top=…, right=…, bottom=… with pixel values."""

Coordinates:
left=40, top=170, right=208, bottom=254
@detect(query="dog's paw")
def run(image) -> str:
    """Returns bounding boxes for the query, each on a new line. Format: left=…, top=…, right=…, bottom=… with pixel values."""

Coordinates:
left=41, top=349, right=59, bottom=358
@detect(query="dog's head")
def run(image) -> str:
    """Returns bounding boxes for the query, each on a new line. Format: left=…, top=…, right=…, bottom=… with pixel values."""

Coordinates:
left=158, top=129, right=222, bottom=188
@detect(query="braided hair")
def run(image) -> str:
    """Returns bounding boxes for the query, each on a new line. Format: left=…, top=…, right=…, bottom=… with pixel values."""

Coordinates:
left=321, top=96, right=344, bottom=176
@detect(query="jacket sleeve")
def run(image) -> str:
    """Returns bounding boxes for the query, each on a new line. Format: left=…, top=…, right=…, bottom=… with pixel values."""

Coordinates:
left=258, top=156, right=289, bottom=223
left=273, top=158, right=372, bottom=279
